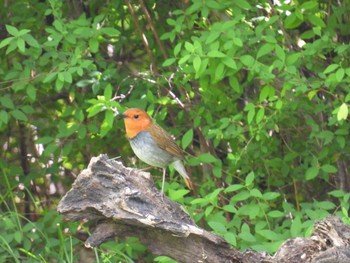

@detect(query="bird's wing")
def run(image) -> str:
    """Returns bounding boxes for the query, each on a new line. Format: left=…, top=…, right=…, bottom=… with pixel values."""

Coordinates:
left=147, top=123, right=185, bottom=160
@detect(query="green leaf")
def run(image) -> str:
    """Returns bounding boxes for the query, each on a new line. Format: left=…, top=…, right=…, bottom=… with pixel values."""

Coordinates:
left=87, top=103, right=104, bottom=118
left=6, top=41, right=17, bottom=54
left=275, top=44, right=285, bottom=61
left=328, top=190, right=345, bottom=198
left=301, top=1, right=318, bottom=10
left=247, top=107, right=255, bottom=124
left=336, top=68, right=345, bottom=82
left=174, top=43, right=182, bottom=56
left=256, top=43, right=274, bottom=59
left=104, top=84, right=113, bottom=101
left=321, top=164, right=337, bottom=174
left=100, top=118, right=111, bottom=137
left=324, top=64, right=339, bottom=74
left=255, top=108, right=264, bottom=124
left=213, top=165, right=222, bottom=178
left=11, top=109, right=28, bottom=121
left=0, top=96, right=15, bottom=109
left=232, top=190, right=250, bottom=202
left=22, top=34, right=40, bottom=48
left=240, top=55, right=255, bottom=67
left=62, top=142, right=73, bottom=156
left=35, top=136, right=54, bottom=144
left=232, top=37, right=243, bottom=47
left=53, top=20, right=64, bottom=32
left=198, top=153, right=217, bottom=163
left=169, top=189, right=190, bottom=201
left=89, top=38, right=99, bottom=53
left=191, top=197, right=209, bottom=206
left=224, top=232, right=236, bottom=246
left=305, top=166, right=319, bottom=180
left=308, top=14, right=326, bottom=28
left=229, top=75, right=241, bottom=93
left=225, top=184, right=244, bottom=193
left=206, top=0, right=224, bottom=9
left=290, top=216, right=302, bottom=237
left=239, top=224, right=256, bottom=242
left=256, top=229, right=283, bottom=241
left=214, top=63, right=225, bottom=82
left=62, top=72, right=72, bottom=83
left=154, top=256, right=177, bottom=263
left=263, top=192, right=280, bottom=200
left=58, top=72, right=65, bottom=82
left=259, top=86, right=274, bottom=102
left=205, top=31, right=220, bottom=44
left=316, top=130, right=334, bottom=145
left=245, top=172, right=255, bottom=186
left=308, top=90, right=318, bottom=100
left=26, top=85, right=36, bottom=101
left=223, top=205, right=237, bottom=213
left=207, top=50, right=226, bottom=58
left=18, top=29, right=30, bottom=36
left=17, top=38, right=25, bottom=53
left=234, top=0, right=251, bottom=9
left=43, top=142, right=58, bottom=156
left=182, top=128, right=193, bottom=149
left=78, top=125, right=87, bottom=139
left=221, top=56, right=237, bottom=69
left=316, top=201, right=336, bottom=210
left=206, top=188, right=223, bottom=203
left=6, top=25, right=19, bottom=36
left=267, top=210, right=285, bottom=218
left=184, top=41, right=194, bottom=52
left=43, top=72, right=57, bottom=83
left=284, top=13, right=302, bottom=29
left=162, top=58, right=176, bottom=67
left=286, top=52, right=302, bottom=65
left=178, top=54, right=191, bottom=65
left=0, top=37, right=15, bottom=49
left=105, top=110, right=114, bottom=128
left=100, top=27, right=120, bottom=37
left=55, top=77, right=64, bottom=91
left=0, top=110, right=9, bottom=125
left=205, top=205, right=214, bottom=217
left=250, top=188, right=262, bottom=198
left=337, top=103, right=348, bottom=121
left=208, top=221, right=226, bottom=234
left=193, top=55, right=201, bottom=73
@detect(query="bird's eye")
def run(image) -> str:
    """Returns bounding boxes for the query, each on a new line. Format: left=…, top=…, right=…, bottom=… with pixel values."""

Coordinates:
left=134, top=114, right=139, bottom=119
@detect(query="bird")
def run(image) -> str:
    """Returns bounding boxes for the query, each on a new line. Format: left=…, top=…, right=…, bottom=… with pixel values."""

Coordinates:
left=118, top=108, right=193, bottom=194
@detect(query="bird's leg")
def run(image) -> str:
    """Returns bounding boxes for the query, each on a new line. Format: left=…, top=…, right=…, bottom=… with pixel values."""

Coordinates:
left=138, top=166, right=153, bottom=171
left=161, top=168, right=166, bottom=195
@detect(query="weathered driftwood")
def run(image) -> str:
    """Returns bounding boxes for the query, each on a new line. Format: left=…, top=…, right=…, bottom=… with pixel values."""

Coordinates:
left=57, top=155, right=350, bottom=263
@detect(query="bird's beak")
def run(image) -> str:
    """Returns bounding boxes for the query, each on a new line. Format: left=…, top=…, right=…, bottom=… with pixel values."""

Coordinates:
left=117, top=113, right=127, bottom=119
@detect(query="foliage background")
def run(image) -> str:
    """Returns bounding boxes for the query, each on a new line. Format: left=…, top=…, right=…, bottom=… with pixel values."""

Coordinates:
left=1, top=0, right=350, bottom=262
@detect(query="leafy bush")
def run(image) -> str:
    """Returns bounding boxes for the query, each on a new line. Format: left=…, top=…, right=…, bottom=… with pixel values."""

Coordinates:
left=1, top=0, right=350, bottom=261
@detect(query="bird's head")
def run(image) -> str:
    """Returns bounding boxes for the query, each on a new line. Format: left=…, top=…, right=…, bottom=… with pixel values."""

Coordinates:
left=118, top=108, right=152, bottom=138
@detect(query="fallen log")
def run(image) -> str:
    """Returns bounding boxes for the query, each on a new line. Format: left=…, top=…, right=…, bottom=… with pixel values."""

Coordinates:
left=57, top=154, right=350, bottom=263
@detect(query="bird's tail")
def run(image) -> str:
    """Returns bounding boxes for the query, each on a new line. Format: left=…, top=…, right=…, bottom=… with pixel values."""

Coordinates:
left=172, top=160, right=194, bottom=190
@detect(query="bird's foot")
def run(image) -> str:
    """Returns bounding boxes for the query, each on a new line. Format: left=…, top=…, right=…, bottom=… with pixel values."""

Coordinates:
left=109, top=156, right=121, bottom=160
left=138, top=166, right=153, bottom=171
left=156, top=191, right=166, bottom=202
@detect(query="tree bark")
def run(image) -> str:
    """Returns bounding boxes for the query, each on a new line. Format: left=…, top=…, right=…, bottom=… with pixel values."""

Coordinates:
left=57, top=155, right=350, bottom=263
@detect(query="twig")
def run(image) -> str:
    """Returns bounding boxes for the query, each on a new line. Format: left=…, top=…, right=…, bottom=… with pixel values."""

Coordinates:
left=124, top=0, right=158, bottom=73
left=139, top=0, right=168, bottom=60
left=268, top=0, right=293, bottom=50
